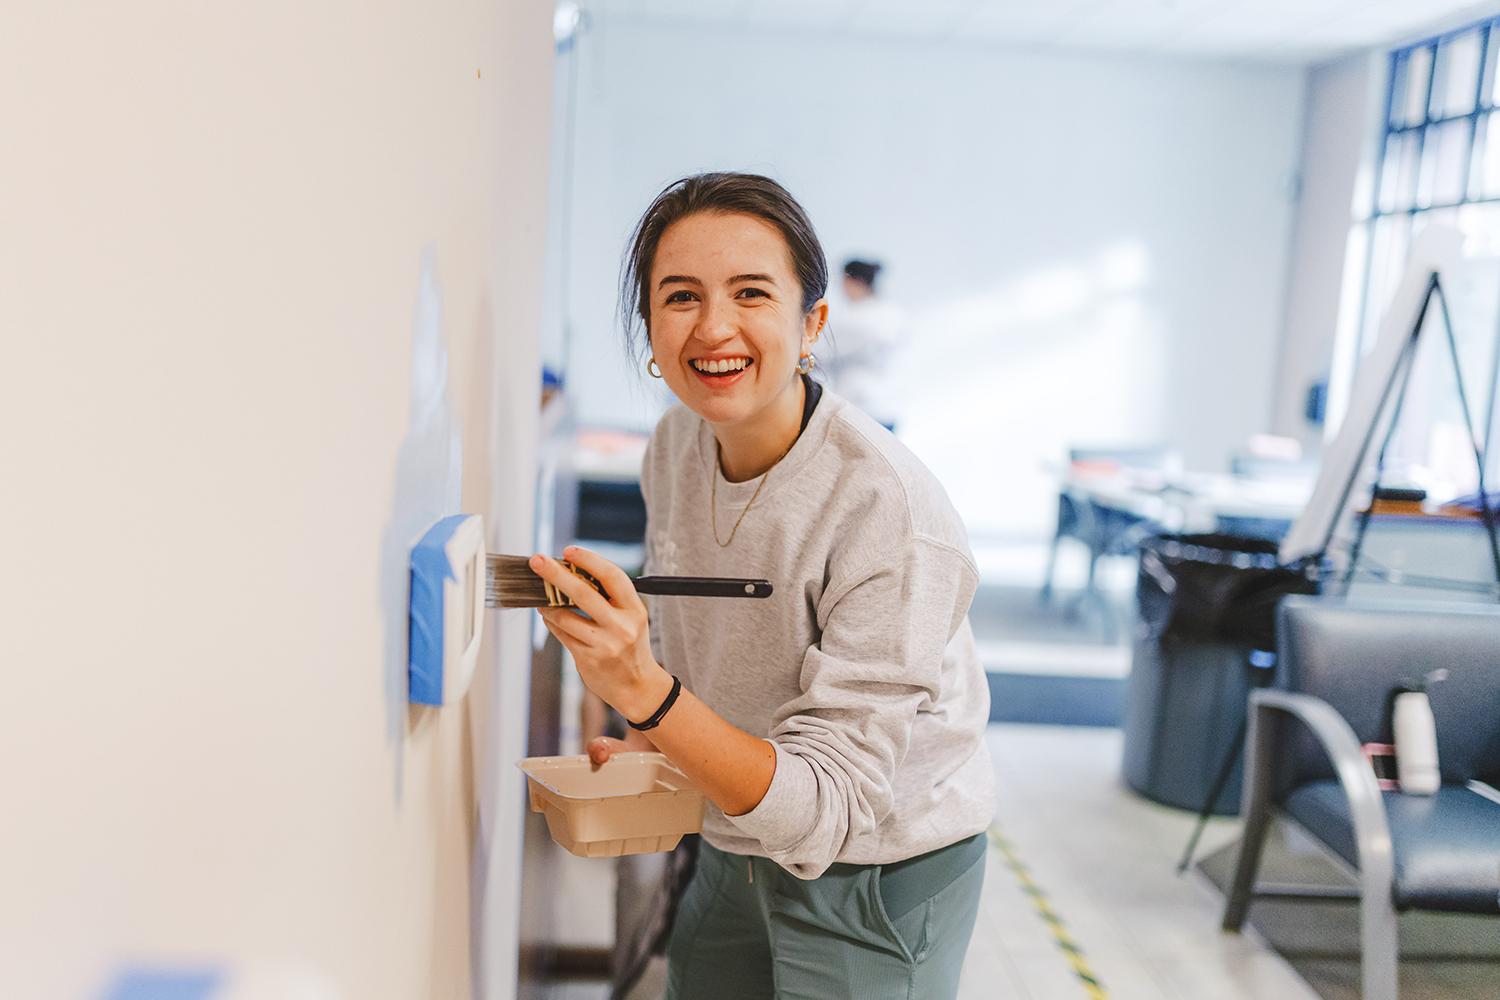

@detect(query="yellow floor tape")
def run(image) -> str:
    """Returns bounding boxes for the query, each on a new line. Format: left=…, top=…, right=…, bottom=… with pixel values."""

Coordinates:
left=988, top=825, right=1109, bottom=1000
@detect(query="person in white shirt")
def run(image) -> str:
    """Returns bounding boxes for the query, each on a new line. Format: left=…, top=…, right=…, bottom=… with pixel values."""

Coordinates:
left=822, top=258, right=903, bottom=430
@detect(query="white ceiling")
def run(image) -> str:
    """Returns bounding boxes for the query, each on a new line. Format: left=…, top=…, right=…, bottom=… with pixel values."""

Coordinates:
left=586, top=0, right=1500, bottom=63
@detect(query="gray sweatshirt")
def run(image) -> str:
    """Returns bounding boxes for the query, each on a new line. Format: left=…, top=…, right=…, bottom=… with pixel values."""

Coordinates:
left=640, top=388, right=995, bottom=879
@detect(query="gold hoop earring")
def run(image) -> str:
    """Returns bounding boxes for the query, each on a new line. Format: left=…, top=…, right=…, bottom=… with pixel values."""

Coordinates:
left=647, top=357, right=663, bottom=379
left=797, top=353, right=816, bottom=376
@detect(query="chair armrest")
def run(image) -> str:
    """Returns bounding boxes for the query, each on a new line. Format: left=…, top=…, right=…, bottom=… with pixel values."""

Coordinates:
left=1249, top=689, right=1394, bottom=887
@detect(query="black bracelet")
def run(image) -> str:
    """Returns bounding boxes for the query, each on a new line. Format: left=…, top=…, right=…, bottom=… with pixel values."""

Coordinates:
left=628, top=674, right=682, bottom=732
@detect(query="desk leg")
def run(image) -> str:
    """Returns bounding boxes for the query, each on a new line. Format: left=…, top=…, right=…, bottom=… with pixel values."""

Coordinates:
left=1040, top=530, right=1063, bottom=602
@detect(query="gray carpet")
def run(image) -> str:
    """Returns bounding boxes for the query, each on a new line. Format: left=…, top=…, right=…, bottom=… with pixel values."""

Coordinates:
left=985, top=672, right=1124, bottom=727
left=1196, top=822, right=1500, bottom=999
left=969, top=581, right=1135, bottom=647
left=973, top=582, right=1132, bottom=727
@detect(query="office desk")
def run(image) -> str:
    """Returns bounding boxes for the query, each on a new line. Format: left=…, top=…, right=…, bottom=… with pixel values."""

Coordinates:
left=1343, top=514, right=1500, bottom=603
left=1043, top=470, right=1312, bottom=637
left=570, top=429, right=649, bottom=548
left=1064, top=471, right=1311, bottom=534
left=571, top=428, right=648, bottom=484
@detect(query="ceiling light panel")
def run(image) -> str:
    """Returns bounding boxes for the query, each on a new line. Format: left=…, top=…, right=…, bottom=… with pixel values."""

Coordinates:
left=612, top=0, right=748, bottom=23
left=849, top=0, right=983, bottom=37
left=736, top=0, right=867, bottom=30
left=1166, top=0, right=1346, bottom=55
left=1294, top=0, right=1486, bottom=47
left=591, top=0, right=1500, bottom=62
left=957, top=2, right=1093, bottom=43
left=1066, top=0, right=1235, bottom=42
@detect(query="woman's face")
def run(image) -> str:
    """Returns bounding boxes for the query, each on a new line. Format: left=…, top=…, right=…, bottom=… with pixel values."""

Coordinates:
left=647, top=211, right=825, bottom=430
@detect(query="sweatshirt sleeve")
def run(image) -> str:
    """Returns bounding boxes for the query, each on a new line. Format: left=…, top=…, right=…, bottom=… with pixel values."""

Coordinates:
left=638, top=430, right=662, bottom=664
left=724, top=534, right=977, bottom=878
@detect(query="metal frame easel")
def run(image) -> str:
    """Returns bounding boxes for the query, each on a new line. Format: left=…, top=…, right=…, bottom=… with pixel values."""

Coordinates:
left=1335, top=272, right=1500, bottom=593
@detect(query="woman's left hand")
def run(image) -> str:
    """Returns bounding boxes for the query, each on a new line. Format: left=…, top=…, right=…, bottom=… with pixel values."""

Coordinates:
left=530, top=545, right=674, bottom=724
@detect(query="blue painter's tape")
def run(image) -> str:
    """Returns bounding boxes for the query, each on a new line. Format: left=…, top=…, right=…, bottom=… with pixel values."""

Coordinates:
left=99, top=968, right=224, bottom=1000
left=409, top=514, right=467, bottom=705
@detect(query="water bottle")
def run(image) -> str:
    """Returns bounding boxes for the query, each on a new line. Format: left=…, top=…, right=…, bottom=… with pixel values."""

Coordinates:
left=1394, top=669, right=1446, bottom=796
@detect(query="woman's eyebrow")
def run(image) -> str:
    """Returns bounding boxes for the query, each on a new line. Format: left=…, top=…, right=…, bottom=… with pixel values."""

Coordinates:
left=729, top=273, right=776, bottom=285
left=657, top=275, right=701, bottom=288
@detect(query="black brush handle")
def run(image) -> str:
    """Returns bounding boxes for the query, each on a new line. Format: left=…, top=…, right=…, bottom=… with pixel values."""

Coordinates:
left=632, top=576, right=772, bottom=599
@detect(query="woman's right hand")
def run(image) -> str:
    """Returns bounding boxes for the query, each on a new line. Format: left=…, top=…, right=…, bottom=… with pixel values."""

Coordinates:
left=587, top=730, right=655, bottom=767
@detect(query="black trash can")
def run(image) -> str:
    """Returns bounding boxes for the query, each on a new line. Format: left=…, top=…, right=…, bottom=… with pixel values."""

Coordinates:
left=1122, top=533, right=1319, bottom=814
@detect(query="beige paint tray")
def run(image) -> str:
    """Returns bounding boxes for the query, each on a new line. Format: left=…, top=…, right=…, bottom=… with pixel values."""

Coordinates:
left=519, top=752, right=705, bottom=858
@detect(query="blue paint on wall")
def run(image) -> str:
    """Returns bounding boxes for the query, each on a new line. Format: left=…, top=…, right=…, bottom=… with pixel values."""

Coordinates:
left=378, top=245, right=464, bottom=796
left=98, top=969, right=224, bottom=1000
left=408, top=514, right=467, bottom=705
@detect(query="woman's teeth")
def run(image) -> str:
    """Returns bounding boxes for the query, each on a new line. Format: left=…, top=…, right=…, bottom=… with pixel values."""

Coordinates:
left=692, top=358, right=751, bottom=374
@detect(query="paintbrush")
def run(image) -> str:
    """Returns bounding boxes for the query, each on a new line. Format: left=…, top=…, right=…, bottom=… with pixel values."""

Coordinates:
left=485, top=554, right=773, bottom=608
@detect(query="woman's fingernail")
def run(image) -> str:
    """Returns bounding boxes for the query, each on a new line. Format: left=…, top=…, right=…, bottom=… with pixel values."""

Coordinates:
left=529, top=555, right=543, bottom=569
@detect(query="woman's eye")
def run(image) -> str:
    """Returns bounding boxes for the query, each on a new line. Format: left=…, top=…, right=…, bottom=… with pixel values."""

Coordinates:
left=664, top=291, right=696, bottom=304
left=737, top=287, right=768, bottom=299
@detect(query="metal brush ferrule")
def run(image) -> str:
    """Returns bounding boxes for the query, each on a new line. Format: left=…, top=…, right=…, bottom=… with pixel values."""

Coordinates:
left=545, top=560, right=607, bottom=607
left=542, top=576, right=575, bottom=607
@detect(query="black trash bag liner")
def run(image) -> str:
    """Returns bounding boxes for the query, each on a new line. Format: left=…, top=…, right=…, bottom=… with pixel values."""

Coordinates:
left=1136, top=533, right=1319, bottom=650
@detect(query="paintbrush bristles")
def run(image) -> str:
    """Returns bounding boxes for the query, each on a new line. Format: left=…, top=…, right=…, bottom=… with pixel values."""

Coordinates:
left=485, top=554, right=553, bottom=608
left=486, top=554, right=607, bottom=609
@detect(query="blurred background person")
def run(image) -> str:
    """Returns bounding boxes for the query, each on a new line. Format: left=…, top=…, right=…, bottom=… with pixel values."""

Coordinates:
left=823, top=258, right=904, bottom=432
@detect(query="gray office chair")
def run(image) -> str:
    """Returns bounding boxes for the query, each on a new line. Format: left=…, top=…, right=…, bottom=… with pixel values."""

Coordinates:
left=1221, top=597, right=1500, bottom=1000
left=1040, top=445, right=1179, bottom=640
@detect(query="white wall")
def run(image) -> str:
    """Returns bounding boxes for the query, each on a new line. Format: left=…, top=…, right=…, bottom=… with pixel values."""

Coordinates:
left=1270, top=52, right=1383, bottom=449
left=0, top=3, right=551, bottom=999
left=555, top=20, right=1306, bottom=537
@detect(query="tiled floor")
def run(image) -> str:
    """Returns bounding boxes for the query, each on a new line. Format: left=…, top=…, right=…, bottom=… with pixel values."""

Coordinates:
left=968, top=724, right=1317, bottom=1000
left=543, top=723, right=1318, bottom=1000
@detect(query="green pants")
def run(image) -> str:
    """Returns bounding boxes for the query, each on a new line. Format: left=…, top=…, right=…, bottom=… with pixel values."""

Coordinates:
left=666, top=834, right=986, bottom=1000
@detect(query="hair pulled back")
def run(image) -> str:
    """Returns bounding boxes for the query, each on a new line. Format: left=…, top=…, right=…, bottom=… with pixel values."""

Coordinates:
left=619, top=172, right=828, bottom=365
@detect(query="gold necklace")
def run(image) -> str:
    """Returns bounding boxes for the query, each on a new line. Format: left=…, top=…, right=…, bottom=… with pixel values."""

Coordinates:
left=710, top=442, right=790, bottom=547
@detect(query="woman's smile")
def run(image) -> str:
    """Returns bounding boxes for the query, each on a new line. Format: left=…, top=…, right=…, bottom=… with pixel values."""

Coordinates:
left=689, top=354, right=754, bottom=388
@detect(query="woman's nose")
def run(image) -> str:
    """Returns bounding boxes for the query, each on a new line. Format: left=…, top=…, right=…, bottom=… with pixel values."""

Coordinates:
left=695, top=296, right=737, bottom=343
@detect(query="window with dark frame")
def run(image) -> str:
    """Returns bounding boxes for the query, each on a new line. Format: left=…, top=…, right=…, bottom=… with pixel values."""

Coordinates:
left=1342, top=17, right=1500, bottom=493
left=1356, top=21, right=1498, bottom=352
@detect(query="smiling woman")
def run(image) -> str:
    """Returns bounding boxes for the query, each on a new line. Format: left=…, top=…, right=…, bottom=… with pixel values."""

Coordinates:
left=532, top=172, right=995, bottom=1000
left=626, top=186, right=827, bottom=482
